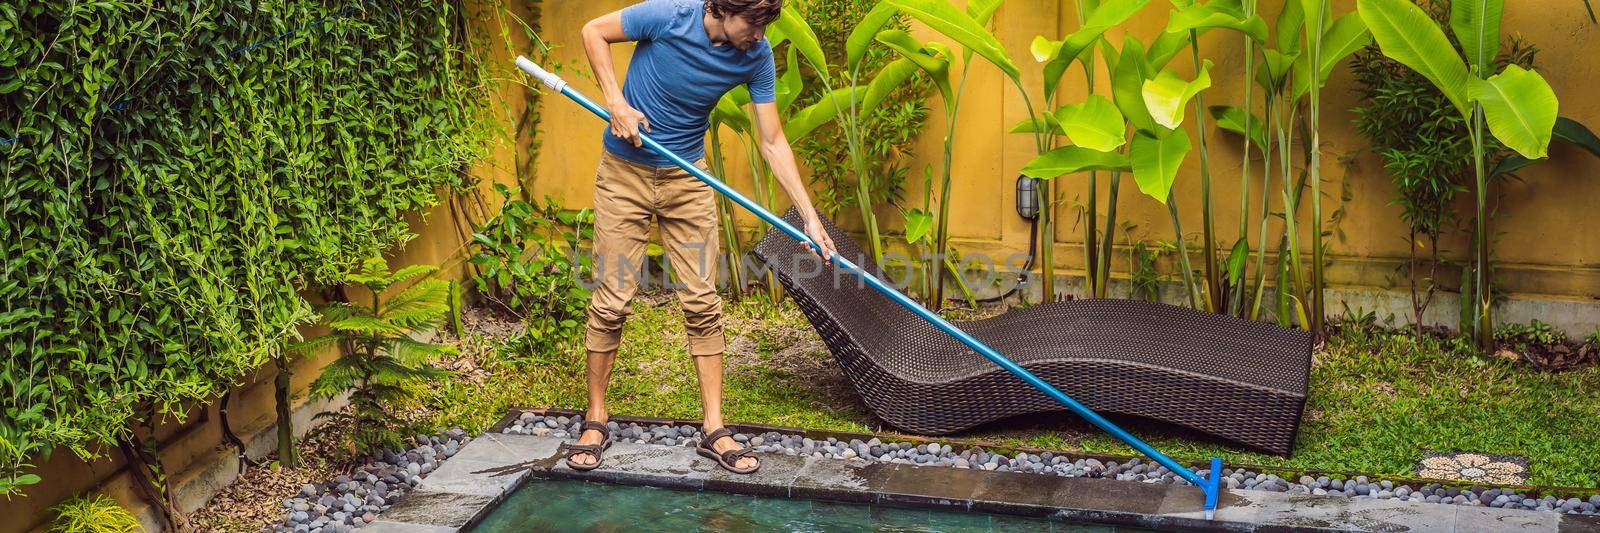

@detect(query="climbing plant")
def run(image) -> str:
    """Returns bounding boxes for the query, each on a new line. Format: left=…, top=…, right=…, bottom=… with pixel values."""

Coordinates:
left=0, top=0, right=493, bottom=515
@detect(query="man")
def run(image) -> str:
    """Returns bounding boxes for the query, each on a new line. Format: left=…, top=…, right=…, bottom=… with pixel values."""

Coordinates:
left=566, top=0, right=838, bottom=474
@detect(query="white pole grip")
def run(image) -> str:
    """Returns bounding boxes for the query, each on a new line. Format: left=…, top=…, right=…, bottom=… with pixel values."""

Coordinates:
left=515, top=55, right=566, bottom=92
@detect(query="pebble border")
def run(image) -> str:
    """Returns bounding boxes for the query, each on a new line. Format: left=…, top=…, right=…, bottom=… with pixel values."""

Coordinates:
left=504, top=412, right=1600, bottom=516
left=272, top=429, right=470, bottom=533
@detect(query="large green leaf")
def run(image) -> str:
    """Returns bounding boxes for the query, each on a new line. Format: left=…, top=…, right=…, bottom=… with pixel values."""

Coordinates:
left=1276, top=0, right=1307, bottom=54
left=1141, top=60, right=1213, bottom=130
left=1300, top=0, right=1328, bottom=38
left=1492, top=117, right=1600, bottom=176
left=1054, top=95, right=1127, bottom=151
left=776, top=47, right=803, bottom=113
left=1553, top=116, right=1600, bottom=159
left=1209, top=105, right=1267, bottom=150
left=770, top=7, right=829, bottom=83
left=785, top=87, right=861, bottom=141
left=1130, top=129, right=1191, bottom=203
left=1036, top=0, right=1151, bottom=97
left=1357, top=0, right=1471, bottom=118
left=1227, top=237, right=1250, bottom=285
left=1022, top=145, right=1133, bottom=178
left=903, top=208, right=934, bottom=244
left=847, top=2, right=898, bottom=74
left=1291, top=12, right=1371, bottom=99
left=860, top=58, right=923, bottom=120
left=1469, top=64, right=1558, bottom=159
left=876, top=29, right=954, bottom=106
left=1257, top=48, right=1299, bottom=92
left=1450, top=0, right=1503, bottom=76
left=887, top=0, right=1019, bottom=80
left=1144, top=30, right=1194, bottom=69
left=1009, top=117, right=1068, bottom=135
left=1113, top=36, right=1157, bottom=132
left=1039, top=0, right=1151, bottom=64
left=967, top=0, right=1004, bottom=26
left=1165, top=3, right=1268, bottom=43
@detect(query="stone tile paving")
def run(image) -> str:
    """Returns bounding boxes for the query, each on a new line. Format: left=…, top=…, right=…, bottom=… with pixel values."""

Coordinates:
left=358, top=423, right=1600, bottom=532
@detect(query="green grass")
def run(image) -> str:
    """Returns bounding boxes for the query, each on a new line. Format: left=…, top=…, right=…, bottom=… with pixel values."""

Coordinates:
left=413, top=293, right=1600, bottom=488
left=1073, top=327, right=1600, bottom=488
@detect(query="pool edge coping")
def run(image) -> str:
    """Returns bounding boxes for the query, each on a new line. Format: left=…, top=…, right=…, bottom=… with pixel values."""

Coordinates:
left=499, top=406, right=1600, bottom=499
left=365, top=430, right=1600, bottom=533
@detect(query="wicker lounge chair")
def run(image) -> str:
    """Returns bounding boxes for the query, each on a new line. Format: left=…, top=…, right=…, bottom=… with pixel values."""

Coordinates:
left=751, top=206, right=1314, bottom=456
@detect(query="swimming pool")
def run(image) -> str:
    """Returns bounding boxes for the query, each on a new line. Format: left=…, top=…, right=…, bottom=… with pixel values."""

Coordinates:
left=469, top=477, right=1122, bottom=532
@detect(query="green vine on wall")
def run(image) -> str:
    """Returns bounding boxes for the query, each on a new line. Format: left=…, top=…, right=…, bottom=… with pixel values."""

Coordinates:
left=0, top=0, right=494, bottom=508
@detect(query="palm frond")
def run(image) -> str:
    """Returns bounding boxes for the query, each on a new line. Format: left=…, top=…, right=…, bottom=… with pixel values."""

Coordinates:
left=386, top=264, right=439, bottom=286
left=379, top=280, right=451, bottom=330
left=315, top=303, right=359, bottom=324
left=285, top=334, right=341, bottom=357
left=309, top=357, right=361, bottom=399
left=370, top=356, right=451, bottom=383
left=347, top=257, right=394, bottom=288
left=386, top=336, right=457, bottom=364
left=327, top=315, right=407, bottom=337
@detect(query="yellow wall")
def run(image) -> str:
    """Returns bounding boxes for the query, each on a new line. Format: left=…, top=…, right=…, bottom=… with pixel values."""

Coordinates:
left=531, top=0, right=1600, bottom=302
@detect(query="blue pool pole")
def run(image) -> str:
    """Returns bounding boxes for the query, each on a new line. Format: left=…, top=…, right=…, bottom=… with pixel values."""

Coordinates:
left=516, top=56, right=1224, bottom=519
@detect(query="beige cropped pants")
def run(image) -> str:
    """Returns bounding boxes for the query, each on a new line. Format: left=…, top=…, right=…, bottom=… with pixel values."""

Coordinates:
left=584, top=149, right=725, bottom=357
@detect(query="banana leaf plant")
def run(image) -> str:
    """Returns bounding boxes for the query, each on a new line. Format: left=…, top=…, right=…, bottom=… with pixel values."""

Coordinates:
left=710, top=14, right=863, bottom=301
left=888, top=0, right=1159, bottom=303
left=888, top=0, right=1071, bottom=300
left=1017, top=0, right=1263, bottom=310
left=1162, top=0, right=1269, bottom=314
left=1209, top=0, right=1369, bottom=331
left=1024, top=0, right=1153, bottom=301
left=875, top=0, right=1000, bottom=309
left=766, top=3, right=929, bottom=268
left=1019, top=34, right=1207, bottom=307
left=1358, top=0, right=1560, bottom=348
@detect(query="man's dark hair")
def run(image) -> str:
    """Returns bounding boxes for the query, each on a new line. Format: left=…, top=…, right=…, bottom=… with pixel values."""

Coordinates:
left=705, top=0, right=783, bottom=26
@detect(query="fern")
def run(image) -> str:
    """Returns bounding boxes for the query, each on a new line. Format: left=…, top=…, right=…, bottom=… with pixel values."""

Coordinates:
left=300, top=256, right=456, bottom=450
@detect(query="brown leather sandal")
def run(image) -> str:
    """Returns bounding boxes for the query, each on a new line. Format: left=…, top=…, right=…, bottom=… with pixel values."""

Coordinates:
left=559, top=421, right=612, bottom=471
left=696, top=427, right=760, bottom=474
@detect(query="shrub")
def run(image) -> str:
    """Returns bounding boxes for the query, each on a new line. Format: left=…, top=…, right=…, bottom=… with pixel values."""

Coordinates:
left=468, top=185, right=594, bottom=357
left=47, top=493, right=142, bottom=533
left=1494, top=319, right=1564, bottom=350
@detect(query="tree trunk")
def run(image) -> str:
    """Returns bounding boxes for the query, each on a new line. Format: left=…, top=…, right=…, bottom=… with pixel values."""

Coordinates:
left=116, top=433, right=191, bottom=532
left=275, top=354, right=299, bottom=469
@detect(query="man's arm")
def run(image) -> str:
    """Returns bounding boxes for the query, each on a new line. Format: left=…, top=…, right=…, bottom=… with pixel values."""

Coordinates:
left=751, top=101, right=838, bottom=265
left=580, top=10, right=650, bottom=147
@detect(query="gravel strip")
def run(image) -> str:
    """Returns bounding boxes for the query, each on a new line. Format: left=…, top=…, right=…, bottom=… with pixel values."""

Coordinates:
left=505, top=412, right=1600, bottom=516
left=272, top=429, right=470, bottom=532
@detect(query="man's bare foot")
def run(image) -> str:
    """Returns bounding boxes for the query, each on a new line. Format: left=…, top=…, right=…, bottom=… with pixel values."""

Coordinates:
left=568, top=422, right=607, bottom=467
left=703, top=426, right=758, bottom=470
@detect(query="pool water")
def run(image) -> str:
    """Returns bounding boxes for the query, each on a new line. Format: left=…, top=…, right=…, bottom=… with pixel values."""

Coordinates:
left=469, top=477, right=1125, bottom=532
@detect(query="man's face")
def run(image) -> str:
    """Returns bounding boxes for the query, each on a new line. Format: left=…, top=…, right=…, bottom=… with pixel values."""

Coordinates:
left=724, top=15, right=767, bottom=51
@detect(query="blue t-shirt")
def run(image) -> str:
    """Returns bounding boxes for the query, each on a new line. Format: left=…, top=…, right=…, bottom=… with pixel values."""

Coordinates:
left=604, top=0, right=776, bottom=167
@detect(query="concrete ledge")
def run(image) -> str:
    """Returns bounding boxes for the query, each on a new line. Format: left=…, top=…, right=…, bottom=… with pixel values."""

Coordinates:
left=130, top=390, right=353, bottom=532
left=366, top=433, right=1600, bottom=532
